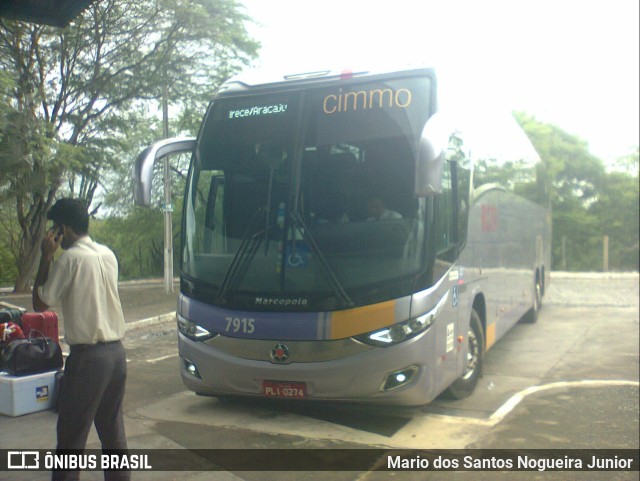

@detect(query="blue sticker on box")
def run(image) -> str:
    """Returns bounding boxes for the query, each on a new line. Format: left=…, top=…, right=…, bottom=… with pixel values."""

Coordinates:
left=36, top=385, right=49, bottom=403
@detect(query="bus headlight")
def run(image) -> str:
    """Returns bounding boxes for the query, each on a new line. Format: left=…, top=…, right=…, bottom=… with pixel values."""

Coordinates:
left=355, top=312, right=435, bottom=347
left=177, top=313, right=215, bottom=341
left=354, top=291, right=449, bottom=347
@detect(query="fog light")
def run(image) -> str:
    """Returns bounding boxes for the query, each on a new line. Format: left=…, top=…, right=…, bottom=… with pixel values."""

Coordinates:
left=381, top=366, right=419, bottom=391
left=183, top=359, right=202, bottom=379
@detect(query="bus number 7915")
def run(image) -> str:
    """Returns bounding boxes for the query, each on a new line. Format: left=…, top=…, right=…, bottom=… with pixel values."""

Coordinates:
left=225, top=317, right=256, bottom=334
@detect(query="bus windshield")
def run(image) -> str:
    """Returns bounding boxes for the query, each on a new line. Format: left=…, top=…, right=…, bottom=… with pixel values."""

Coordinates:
left=183, top=76, right=432, bottom=311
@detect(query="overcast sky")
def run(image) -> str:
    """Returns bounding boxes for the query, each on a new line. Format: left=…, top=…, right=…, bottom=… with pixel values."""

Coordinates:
left=237, top=0, right=639, bottom=165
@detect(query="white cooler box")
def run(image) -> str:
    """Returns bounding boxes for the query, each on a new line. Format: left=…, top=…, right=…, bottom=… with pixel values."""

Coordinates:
left=0, top=370, right=58, bottom=417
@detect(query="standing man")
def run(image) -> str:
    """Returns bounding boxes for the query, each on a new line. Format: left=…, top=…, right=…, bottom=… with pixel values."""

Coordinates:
left=33, top=198, right=129, bottom=481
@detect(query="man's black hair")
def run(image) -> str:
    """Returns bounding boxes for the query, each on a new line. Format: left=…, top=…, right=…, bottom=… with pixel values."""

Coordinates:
left=47, top=198, right=89, bottom=235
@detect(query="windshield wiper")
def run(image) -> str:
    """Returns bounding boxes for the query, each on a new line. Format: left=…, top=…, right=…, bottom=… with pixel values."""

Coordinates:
left=218, top=155, right=282, bottom=303
left=282, top=97, right=353, bottom=308
left=216, top=209, right=265, bottom=304
left=218, top=208, right=354, bottom=309
left=290, top=212, right=354, bottom=308
left=263, top=166, right=276, bottom=255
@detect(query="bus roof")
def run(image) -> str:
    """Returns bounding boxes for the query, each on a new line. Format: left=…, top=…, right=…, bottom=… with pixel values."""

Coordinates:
left=218, top=65, right=438, bottom=94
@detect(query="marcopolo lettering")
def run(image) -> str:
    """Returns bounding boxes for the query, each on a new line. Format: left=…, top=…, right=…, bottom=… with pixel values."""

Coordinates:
left=323, top=87, right=412, bottom=114
left=255, top=297, right=308, bottom=306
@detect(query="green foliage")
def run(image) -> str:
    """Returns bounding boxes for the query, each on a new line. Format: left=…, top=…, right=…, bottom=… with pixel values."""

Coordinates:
left=0, top=0, right=258, bottom=290
left=92, top=210, right=164, bottom=279
left=0, top=203, right=19, bottom=286
left=89, top=193, right=184, bottom=280
left=153, top=0, right=259, bottom=134
left=516, top=112, right=638, bottom=271
left=514, top=112, right=606, bottom=205
left=1, top=0, right=636, bottom=285
left=590, top=171, right=639, bottom=270
left=612, top=147, right=639, bottom=176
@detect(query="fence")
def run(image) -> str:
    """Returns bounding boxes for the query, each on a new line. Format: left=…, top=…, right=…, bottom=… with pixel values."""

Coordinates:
left=557, top=235, right=639, bottom=272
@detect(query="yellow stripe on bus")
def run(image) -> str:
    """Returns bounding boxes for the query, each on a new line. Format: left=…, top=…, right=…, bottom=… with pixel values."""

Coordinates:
left=330, top=301, right=396, bottom=339
left=485, top=322, right=496, bottom=350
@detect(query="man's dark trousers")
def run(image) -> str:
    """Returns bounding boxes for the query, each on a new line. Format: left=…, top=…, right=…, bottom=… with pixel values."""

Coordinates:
left=53, top=340, right=129, bottom=481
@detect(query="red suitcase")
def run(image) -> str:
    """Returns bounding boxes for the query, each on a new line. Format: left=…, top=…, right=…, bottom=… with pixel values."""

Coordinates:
left=21, top=311, right=60, bottom=343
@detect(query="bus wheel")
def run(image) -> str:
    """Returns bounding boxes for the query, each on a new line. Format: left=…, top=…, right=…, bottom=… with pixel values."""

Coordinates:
left=444, top=309, right=484, bottom=400
left=522, top=276, right=542, bottom=324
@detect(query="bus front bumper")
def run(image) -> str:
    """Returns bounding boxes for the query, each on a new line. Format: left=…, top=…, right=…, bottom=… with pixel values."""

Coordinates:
left=177, top=329, right=449, bottom=406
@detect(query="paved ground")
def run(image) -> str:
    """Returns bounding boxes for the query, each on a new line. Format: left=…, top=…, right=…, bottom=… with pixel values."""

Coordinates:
left=1, top=278, right=179, bottom=331
left=0, top=273, right=638, bottom=480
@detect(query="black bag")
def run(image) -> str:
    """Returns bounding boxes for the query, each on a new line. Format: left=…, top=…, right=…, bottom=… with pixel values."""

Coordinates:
left=1, top=330, right=63, bottom=376
left=51, top=371, right=65, bottom=412
left=0, top=307, right=23, bottom=325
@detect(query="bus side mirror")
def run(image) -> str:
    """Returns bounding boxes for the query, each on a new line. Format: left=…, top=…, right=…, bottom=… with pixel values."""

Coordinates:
left=133, top=137, right=196, bottom=207
left=415, top=114, right=447, bottom=197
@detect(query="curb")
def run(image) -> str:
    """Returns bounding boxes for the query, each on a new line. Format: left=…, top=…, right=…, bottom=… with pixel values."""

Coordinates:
left=126, top=312, right=176, bottom=332
left=0, top=278, right=179, bottom=294
left=549, top=271, right=638, bottom=279
left=56, top=312, right=176, bottom=355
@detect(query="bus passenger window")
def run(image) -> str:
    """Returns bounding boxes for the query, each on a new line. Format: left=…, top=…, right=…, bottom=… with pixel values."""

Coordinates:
left=434, top=163, right=453, bottom=254
left=434, top=161, right=466, bottom=269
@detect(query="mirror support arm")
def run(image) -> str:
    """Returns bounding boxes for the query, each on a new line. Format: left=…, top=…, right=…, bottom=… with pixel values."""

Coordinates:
left=415, top=113, right=448, bottom=197
left=133, top=137, right=196, bottom=206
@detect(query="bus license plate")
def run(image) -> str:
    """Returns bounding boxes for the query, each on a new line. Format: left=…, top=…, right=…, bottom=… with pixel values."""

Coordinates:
left=263, top=381, right=307, bottom=399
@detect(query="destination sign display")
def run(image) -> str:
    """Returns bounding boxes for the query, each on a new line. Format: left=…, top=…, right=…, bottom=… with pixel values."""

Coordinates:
left=227, top=103, right=288, bottom=119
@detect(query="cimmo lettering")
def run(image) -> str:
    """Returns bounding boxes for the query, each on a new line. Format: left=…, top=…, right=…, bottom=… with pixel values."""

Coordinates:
left=323, top=87, right=412, bottom=114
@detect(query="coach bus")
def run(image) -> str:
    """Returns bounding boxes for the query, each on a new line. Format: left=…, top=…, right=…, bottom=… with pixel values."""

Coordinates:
left=134, top=66, right=551, bottom=405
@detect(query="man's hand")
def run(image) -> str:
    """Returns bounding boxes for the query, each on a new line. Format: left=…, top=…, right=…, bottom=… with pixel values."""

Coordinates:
left=33, top=228, right=62, bottom=312
left=42, top=228, right=63, bottom=262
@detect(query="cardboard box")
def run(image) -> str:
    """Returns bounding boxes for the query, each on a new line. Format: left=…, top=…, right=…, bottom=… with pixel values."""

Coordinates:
left=0, top=370, right=58, bottom=417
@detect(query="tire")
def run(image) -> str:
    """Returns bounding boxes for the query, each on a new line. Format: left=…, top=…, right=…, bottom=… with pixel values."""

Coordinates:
left=522, top=275, right=542, bottom=324
left=444, top=308, right=484, bottom=400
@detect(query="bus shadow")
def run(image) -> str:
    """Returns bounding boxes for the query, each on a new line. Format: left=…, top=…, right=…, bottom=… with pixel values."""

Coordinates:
left=213, top=395, right=413, bottom=437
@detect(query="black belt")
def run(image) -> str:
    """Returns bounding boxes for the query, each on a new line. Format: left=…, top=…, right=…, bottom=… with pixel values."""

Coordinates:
left=70, top=340, right=121, bottom=352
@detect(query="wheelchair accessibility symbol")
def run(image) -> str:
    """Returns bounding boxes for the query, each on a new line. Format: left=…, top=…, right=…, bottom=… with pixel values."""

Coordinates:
left=285, top=242, right=310, bottom=268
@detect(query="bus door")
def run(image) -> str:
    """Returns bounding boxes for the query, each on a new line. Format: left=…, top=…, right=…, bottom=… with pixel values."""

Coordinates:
left=428, top=156, right=463, bottom=388
left=429, top=134, right=472, bottom=385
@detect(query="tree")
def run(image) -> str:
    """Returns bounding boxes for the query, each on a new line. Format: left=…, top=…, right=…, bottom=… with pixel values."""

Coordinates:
left=612, top=147, right=639, bottom=176
left=515, top=117, right=639, bottom=271
left=514, top=112, right=605, bottom=206
left=514, top=112, right=608, bottom=270
left=590, top=151, right=639, bottom=271
left=91, top=208, right=166, bottom=279
left=0, top=0, right=258, bottom=292
left=0, top=202, right=19, bottom=285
